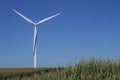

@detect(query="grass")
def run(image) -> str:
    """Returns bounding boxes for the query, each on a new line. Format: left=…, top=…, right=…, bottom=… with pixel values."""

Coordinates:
left=1, top=58, right=120, bottom=80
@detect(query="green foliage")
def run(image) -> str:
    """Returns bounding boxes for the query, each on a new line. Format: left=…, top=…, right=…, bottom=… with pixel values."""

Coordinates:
left=1, top=58, right=120, bottom=80
left=63, top=58, right=120, bottom=80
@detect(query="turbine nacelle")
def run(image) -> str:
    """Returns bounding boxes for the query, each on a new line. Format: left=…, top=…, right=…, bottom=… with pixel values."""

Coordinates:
left=33, top=23, right=37, bottom=26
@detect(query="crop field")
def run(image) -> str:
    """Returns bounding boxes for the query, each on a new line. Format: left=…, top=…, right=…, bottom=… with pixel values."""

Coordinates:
left=0, top=68, right=64, bottom=80
left=1, top=58, right=120, bottom=80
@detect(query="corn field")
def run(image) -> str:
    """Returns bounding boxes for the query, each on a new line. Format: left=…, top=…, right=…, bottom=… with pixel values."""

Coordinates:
left=1, top=58, right=120, bottom=80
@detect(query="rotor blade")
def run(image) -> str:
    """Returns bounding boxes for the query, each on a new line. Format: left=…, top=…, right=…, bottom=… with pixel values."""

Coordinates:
left=13, top=9, right=35, bottom=24
left=33, top=26, right=37, bottom=53
left=36, top=13, right=61, bottom=25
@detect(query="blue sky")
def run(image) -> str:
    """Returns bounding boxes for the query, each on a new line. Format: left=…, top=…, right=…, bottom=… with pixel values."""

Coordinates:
left=0, top=0, right=120, bottom=68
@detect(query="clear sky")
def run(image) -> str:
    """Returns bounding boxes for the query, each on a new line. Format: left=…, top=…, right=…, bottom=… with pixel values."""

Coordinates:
left=0, top=0, right=120, bottom=68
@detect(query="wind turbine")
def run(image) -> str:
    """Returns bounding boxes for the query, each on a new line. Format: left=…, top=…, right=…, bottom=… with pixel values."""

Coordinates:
left=13, top=9, right=60, bottom=68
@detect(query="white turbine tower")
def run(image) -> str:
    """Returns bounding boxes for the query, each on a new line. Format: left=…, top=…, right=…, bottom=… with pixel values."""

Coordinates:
left=13, top=9, right=60, bottom=68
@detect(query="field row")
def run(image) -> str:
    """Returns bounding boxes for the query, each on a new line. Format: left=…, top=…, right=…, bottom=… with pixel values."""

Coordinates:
left=1, top=58, right=120, bottom=80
